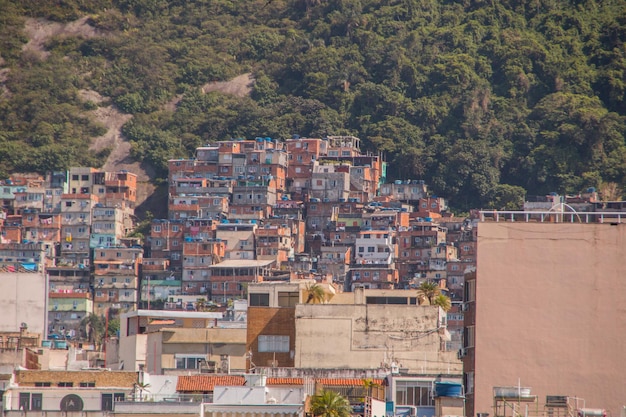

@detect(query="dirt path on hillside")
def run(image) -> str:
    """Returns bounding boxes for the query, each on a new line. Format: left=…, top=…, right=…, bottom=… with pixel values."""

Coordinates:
left=203, top=73, right=254, bottom=97
left=22, top=17, right=255, bottom=208
left=80, top=89, right=156, bottom=205
left=23, top=17, right=103, bottom=59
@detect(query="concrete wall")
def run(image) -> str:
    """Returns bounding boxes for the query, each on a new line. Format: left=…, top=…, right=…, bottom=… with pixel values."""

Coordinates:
left=119, top=333, right=147, bottom=372
left=474, top=222, right=626, bottom=416
left=0, top=271, right=46, bottom=335
left=295, top=304, right=461, bottom=374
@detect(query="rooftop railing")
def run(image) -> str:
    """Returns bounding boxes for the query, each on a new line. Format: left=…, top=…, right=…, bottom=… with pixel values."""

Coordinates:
left=479, top=210, right=626, bottom=223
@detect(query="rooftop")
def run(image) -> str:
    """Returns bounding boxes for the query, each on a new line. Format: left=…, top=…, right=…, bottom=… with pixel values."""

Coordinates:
left=123, top=309, right=222, bottom=319
left=209, top=259, right=274, bottom=268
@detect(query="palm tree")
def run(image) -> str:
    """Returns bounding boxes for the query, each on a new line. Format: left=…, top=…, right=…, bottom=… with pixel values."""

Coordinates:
left=431, top=294, right=452, bottom=312
left=133, top=381, right=151, bottom=401
left=417, top=281, right=441, bottom=305
left=310, top=390, right=352, bottom=417
left=305, top=283, right=326, bottom=304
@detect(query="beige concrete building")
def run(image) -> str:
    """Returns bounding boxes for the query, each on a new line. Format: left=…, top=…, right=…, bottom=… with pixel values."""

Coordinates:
left=469, top=221, right=626, bottom=417
left=295, top=288, right=461, bottom=374
left=118, top=310, right=246, bottom=374
left=0, top=269, right=47, bottom=336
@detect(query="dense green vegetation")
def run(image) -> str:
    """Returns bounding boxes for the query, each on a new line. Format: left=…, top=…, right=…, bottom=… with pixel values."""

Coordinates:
left=1, top=0, right=625, bottom=210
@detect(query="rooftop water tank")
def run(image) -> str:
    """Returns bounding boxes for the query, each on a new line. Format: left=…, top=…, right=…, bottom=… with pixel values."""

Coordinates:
left=435, top=381, right=463, bottom=397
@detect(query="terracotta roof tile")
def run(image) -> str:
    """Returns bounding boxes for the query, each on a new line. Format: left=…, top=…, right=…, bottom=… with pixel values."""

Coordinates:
left=176, top=375, right=245, bottom=392
left=266, top=377, right=303, bottom=385
left=176, top=375, right=385, bottom=392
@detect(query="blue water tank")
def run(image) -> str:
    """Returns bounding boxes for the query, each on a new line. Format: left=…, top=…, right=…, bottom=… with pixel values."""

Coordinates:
left=54, top=340, right=68, bottom=349
left=435, top=381, right=463, bottom=397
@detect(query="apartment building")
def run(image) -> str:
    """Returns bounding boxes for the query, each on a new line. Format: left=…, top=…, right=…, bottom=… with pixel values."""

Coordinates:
left=255, top=223, right=292, bottom=265
left=215, top=221, right=256, bottom=260
left=466, top=220, right=626, bottom=417
left=90, top=204, right=129, bottom=248
left=247, top=280, right=336, bottom=369
left=3, top=369, right=137, bottom=416
left=48, top=292, right=92, bottom=339
left=181, top=238, right=225, bottom=296
left=59, top=193, right=99, bottom=265
left=379, top=180, right=428, bottom=202
left=0, top=265, right=47, bottom=336
left=310, top=164, right=351, bottom=201
left=208, top=259, right=274, bottom=302
left=21, top=210, right=61, bottom=248
left=118, top=310, right=244, bottom=373
left=140, top=258, right=181, bottom=307
left=146, top=219, right=185, bottom=268
left=93, top=246, right=143, bottom=315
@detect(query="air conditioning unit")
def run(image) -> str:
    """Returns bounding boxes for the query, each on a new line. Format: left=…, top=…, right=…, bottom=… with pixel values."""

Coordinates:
left=457, top=348, right=468, bottom=359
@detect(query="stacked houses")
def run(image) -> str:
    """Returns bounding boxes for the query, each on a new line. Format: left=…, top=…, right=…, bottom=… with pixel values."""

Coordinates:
left=0, top=136, right=476, bottom=350
left=143, top=136, right=476, bottom=351
left=0, top=168, right=140, bottom=341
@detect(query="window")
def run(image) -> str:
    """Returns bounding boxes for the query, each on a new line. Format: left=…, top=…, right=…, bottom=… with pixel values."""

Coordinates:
left=176, top=355, right=204, bottom=369
left=464, top=372, right=474, bottom=394
left=80, top=382, right=96, bottom=387
left=81, top=175, right=89, bottom=181
left=367, top=247, right=375, bottom=253
left=31, top=394, right=42, bottom=410
left=249, top=293, right=270, bottom=306
left=19, top=393, right=31, bottom=410
left=153, top=225, right=161, bottom=232
left=102, top=393, right=126, bottom=411
left=463, top=325, right=475, bottom=348
left=395, top=380, right=433, bottom=406
left=258, top=335, right=289, bottom=352
left=172, top=225, right=179, bottom=232
left=58, top=382, right=74, bottom=387
left=72, top=175, right=79, bottom=180
left=34, top=382, right=51, bottom=387
left=278, top=292, right=299, bottom=307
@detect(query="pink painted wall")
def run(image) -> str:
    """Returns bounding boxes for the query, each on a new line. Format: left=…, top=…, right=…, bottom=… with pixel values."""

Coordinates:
left=474, top=222, right=626, bottom=416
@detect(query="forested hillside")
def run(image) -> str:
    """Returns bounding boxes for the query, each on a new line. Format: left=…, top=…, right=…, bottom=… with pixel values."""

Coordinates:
left=1, top=0, right=625, bottom=211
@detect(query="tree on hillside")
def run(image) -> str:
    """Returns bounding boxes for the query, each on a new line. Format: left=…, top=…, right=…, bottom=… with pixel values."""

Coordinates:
left=80, top=313, right=105, bottom=346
